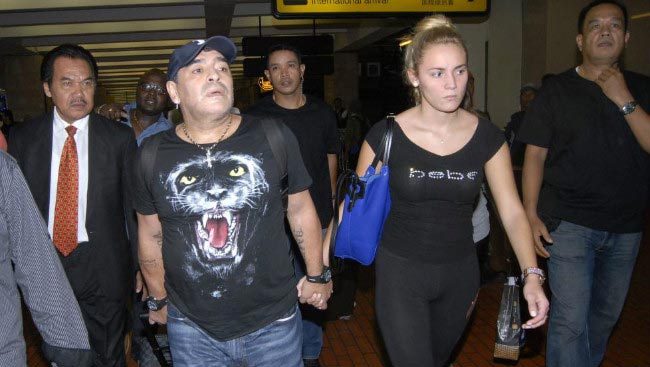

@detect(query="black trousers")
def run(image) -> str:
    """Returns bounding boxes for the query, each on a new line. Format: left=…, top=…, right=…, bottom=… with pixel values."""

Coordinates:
left=375, top=247, right=479, bottom=367
left=60, top=243, right=127, bottom=367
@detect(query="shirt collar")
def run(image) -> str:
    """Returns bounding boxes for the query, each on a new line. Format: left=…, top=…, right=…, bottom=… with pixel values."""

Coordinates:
left=53, top=107, right=90, bottom=133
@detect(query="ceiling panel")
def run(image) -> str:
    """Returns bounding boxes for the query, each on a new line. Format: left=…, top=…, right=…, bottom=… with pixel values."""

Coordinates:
left=0, top=0, right=386, bottom=99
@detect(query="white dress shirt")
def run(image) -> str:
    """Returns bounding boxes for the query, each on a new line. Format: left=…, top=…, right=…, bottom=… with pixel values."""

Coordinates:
left=48, top=108, right=89, bottom=243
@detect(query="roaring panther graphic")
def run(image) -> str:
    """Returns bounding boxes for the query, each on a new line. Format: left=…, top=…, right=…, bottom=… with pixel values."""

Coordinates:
left=165, top=151, right=269, bottom=297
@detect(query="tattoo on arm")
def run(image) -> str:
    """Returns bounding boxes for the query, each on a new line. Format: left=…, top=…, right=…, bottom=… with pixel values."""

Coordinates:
left=139, top=258, right=161, bottom=268
left=139, top=230, right=163, bottom=268
left=154, top=231, right=163, bottom=247
left=292, top=227, right=305, bottom=252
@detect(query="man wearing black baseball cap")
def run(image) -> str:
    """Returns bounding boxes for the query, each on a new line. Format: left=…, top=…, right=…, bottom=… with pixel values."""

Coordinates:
left=132, top=36, right=332, bottom=365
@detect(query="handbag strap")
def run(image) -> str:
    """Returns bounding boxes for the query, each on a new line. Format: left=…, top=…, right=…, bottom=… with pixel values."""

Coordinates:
left=370, top=114, right=395, bottom=169
left=329, top=114, right=395, bottom=265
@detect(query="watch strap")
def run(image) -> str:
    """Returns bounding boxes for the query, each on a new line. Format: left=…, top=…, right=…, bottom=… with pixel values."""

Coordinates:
left=146, top=296, right=168, bottom=311
left=306, top=266, right=331, bottom=284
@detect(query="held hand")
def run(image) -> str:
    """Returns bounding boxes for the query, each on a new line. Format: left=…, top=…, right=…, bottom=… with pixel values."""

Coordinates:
left=148, top=306, right=168, bottom=325
left=296, top=276, right=306, bottom=298
left=299, top=280, right=333, bottom=310
left=595, top=66, right=634, bottom=108
left=135, top=270, right=149, bottom=301
left=307, top=281, right=333, bottom=308
left=527, top=213, right=552, bottom=258
left=521, top=277, right=549, bottom=329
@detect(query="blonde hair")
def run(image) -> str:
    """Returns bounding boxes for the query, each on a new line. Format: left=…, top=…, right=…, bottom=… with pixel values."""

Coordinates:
left=401, top=14, right=468, bottom=104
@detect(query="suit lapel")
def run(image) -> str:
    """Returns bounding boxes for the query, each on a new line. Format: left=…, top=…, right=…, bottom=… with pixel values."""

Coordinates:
left=32, top=114, right=54, bottom=219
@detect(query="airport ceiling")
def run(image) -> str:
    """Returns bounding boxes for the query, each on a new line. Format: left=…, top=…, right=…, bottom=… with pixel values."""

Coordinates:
left=0, top=0, right=414, bottom=101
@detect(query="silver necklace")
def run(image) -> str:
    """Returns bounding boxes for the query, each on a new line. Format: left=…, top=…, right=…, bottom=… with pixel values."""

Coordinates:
left=181, top=116, right=233, bottom=168
left=437, top=125, right=452, bottom=144
left=438, top=131, right=450, bottom=144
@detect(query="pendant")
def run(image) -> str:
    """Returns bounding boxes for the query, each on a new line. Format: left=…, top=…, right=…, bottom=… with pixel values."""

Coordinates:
left=206, top=150, right=212, bottom=168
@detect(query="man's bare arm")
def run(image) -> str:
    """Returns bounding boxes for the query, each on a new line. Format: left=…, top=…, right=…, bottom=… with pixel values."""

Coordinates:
left=287, top=190, right=323, bottom=276
left=137, top=212, right=167, bottom=323
left=287, top=189, right=332, bottom=308
left=522, top=144, right=551, bottom=257
left=328, top=153, right=338, bottom=197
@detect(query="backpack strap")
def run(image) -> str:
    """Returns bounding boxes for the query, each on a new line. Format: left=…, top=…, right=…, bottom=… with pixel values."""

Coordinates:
left=260, top=118, right=288, bottom=212
left=140, top=132, right=164, bottom=194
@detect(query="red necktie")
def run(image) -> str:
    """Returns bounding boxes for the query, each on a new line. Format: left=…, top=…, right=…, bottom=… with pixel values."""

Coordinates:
left=53, top=125, right=79, bottom=256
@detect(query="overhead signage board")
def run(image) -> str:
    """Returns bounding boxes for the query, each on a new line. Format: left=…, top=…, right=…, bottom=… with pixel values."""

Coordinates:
left=273, top=0, right=488, bottom=18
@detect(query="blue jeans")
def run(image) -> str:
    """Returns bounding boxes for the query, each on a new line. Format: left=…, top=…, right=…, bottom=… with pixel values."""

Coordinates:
left=291, top=229, right=327, bottom=360
left=166, top=303, right=302, bottom=367
left=545, top=220, right=641, bottom=367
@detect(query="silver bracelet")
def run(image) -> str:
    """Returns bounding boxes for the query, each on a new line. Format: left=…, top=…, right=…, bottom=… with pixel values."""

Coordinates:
left=522, top=267, right=546, bottom=285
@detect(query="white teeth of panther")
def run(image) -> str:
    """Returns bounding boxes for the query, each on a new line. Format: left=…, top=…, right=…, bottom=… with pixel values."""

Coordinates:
left=223, top=211, right=233, bottom=226
left=201, top=213, right=209, bottom=228
left=203, top=240, right=232, bottom=256
left=198, top=227, right=208, bottom=240
left=201, top=211, right=232, bottom=228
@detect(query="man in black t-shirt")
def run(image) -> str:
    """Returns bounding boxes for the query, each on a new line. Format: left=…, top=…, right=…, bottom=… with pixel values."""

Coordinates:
left=134, top=36, right=332, bottom=366
left=518, top=2, right=650, bottom=366
left=245, top=43, right=339, bottom=367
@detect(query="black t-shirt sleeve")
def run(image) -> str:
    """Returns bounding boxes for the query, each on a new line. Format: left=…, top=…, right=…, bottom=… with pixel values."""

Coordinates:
left=365, top=118, right=388, bottom=154
left=518, top=83, right=555, bottom=148
left=279, top=122, right=313, bottom=194
left=132, top=135, right=159, bottom=215
left=479, top=118, right=506, bottom=161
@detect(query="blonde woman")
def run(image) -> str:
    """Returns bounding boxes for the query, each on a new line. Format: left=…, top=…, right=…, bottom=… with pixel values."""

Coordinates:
left=345, top=15, right=549, bottom=365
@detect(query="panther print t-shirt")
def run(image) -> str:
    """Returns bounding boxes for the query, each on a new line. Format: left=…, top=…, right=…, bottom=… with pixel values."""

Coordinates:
left=366, top=117, right=504, bottom=264
left=133, top=115, right=312, bottom=341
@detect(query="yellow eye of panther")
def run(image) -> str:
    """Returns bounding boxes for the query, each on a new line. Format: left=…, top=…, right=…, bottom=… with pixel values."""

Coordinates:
left=230, top=166, right=246, bottom=177
left=179, top=176, right=197, bottom=185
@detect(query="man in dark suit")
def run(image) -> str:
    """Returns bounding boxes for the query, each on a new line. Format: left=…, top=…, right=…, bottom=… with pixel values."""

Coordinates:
left=8, top=44, right=136, bottom=366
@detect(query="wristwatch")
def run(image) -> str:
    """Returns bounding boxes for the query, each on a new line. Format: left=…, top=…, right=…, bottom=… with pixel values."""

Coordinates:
left=521, top=267, right=546, bottom=285
left=620, top=100, right=638, bottom=115
left=306, top=266, right=332, bottom=284
left=145, top=296, right=168, bottom=311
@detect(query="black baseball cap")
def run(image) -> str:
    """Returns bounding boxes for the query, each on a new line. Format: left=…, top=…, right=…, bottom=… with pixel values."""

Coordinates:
left=168, top=36, right=237, bottom=80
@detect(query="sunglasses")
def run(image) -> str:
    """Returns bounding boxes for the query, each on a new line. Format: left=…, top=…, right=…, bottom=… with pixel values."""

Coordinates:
left=138, top=82, right=167, bottom=96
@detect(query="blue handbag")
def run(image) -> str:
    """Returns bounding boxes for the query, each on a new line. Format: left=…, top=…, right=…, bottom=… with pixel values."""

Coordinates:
left=330, top=115, right=394, bottom=266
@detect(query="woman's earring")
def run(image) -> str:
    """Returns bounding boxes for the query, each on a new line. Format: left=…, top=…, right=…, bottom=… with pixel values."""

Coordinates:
left=413, top=81, right=419, bottom=87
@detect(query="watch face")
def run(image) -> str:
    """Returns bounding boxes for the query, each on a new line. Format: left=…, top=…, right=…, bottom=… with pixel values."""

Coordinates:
left=323, top=268, right=332, bottom=282
left=146, top=297, right=166, bottom=311
left=622, top=101, right=638, bottom=115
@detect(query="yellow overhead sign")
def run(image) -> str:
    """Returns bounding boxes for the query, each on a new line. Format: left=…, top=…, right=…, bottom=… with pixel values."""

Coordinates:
left=274, top=0, right=488, bottom=18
